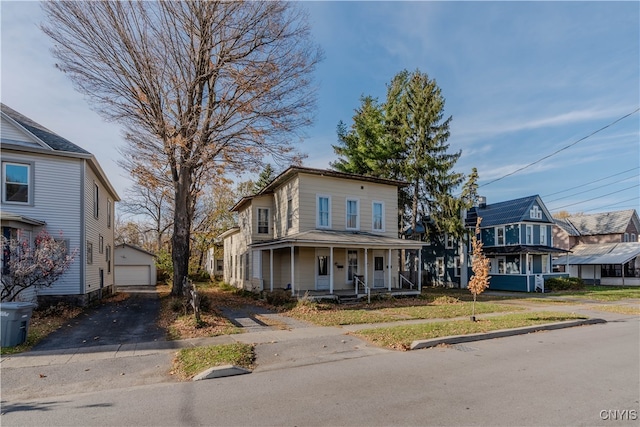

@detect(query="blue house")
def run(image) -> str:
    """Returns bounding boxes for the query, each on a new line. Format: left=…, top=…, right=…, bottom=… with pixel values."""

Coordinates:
left=465, top=195, right=568, bottom=292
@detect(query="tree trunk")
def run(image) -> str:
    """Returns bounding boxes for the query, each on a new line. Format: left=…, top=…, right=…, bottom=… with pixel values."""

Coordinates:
left=171, top=167, right=193, bottom=296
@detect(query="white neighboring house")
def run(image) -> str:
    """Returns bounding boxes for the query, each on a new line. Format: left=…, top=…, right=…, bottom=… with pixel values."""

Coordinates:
left=204, top=246, right=224, bottom=279
left=1, top=104, right=120, bottom=305
left=221, top=166, right=423, bottom=298
left=114, top=243, right=157, bottom=287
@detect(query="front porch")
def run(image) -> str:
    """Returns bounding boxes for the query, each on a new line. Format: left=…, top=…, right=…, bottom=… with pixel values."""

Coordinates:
left=293, top=286, right=422, bottom=303
left=248, top=229, right=424, bottom=298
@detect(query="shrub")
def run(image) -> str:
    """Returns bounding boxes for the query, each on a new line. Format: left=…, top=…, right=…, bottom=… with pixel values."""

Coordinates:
left=264, top=289, right=295, bottom=306
left=545, top=277, right=585, bottom=291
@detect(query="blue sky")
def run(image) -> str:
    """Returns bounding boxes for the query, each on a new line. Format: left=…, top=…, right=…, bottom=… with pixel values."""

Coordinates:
left=2, top=1, right=639, bottom=215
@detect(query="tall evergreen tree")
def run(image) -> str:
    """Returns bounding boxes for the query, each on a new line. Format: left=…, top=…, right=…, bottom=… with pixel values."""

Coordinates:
left=333, top=69, right=465, bottom=240
left=254, top=164, right=276, bottom=193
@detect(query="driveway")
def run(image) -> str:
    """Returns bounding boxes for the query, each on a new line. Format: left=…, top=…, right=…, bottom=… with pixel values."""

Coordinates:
left=31, top=289, right=166, bottom=351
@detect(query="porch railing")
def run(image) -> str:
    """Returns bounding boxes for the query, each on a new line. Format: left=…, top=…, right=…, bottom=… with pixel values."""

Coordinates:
left=399, top=273, right=416, bottom=289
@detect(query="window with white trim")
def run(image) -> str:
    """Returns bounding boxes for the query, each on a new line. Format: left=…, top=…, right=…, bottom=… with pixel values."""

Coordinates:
left=436, top=257, right=444, bottom=277
left=540, top=225, right=547, bottom=246
left=317, top=195, right=331, bottom=228
left=496, top=227, right=505, bottom=246
left=257, top=208, right=269, bottom=234
left=2, top=162, right=30, bottom=204
left=526, top=225, right=533, bottom=244
left=445, top=233, right=455, bottom=249
left=287, top=198, right=293, bottom=230
left=346, top=198, right=359, bottom=230
left=87, top=241, right=93, bottom=264
left=530, top=206, right=542, bottom=219
left=372, top=201, right=384, bottom=231
left=624, top=233, right=629, bottom=242
left=454, top=256, right=461, bottom=277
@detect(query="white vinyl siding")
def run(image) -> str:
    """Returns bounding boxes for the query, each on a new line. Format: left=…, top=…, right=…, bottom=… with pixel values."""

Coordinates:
left=0, top=151, right=84, bottom=296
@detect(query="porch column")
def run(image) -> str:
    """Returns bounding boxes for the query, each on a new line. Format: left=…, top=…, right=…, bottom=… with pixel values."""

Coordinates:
left=418, top=248, right=422, bottom=292
left=330, top=246, right=334, bottom=294
left=364, top=248, right=368, bottom=289
left=290, top=245, right=295, bottom=297
left=269, top=248, right=274, bottom=292
left=388, top=249, right=392, bottom=291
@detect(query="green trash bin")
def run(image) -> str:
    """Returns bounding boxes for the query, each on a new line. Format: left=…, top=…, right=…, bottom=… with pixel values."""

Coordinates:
left=1, top=302, right=36, bottom=347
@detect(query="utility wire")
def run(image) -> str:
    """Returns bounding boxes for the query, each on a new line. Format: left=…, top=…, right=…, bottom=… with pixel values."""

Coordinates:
left=581, top=197, right=640, bottom=213
left=479, top=108, right=640, bottom=188
left=542, top=166, right=640, bottom=197
left=548, top=183, right=639, bottom=210
left=544, top=174, right=638, bottom=203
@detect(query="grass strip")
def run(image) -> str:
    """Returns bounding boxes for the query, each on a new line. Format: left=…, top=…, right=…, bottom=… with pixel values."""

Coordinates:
left=287, top=301, right=519, bottom=326
left=352, top=311, right=586, bottom=351
left=172, top=343, right=255, bottom=380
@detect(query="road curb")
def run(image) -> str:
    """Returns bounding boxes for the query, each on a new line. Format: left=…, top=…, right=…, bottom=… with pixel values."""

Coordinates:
left=410, top=318, right=607, bottom=350
left=192, top=364, right=252, bottom=381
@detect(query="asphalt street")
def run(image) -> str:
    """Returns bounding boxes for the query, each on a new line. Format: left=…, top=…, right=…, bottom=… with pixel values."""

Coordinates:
left=1, top=314, right=638, bottom=426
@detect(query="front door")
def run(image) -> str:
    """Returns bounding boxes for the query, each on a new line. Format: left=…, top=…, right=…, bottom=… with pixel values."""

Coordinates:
left=347, top=250, right=358, bottom=285
left=316, top=249, right=330, bottom=290
left=373, top=251, right=385, bottom=288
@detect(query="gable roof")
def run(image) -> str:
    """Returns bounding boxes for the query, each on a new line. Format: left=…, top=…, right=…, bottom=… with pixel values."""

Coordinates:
left=231, top=166, right=407, bottom=212
left=1, top=103, right=91, bottom=155
left=466, top=195, right=553, bottom=228
left=1, top=104, right=120, bottom=201
left=115, top=243, right=156, bottom=257
left=560, top=210, right=639, bottom=236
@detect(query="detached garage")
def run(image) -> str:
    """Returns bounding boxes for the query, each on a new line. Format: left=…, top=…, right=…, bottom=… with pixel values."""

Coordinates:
left=114, top=244, right=157, bottom=287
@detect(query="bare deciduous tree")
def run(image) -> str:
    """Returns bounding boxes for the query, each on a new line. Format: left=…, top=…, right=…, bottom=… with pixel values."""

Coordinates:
left=119, top=184, right=174, bottom=252
left=42, top=1, right=321, bottom=295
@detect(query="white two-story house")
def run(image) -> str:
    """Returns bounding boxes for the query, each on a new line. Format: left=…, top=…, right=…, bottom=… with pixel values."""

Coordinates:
left=221, top=166, right=423, bottom=299
left=1, top=104, right=120, bottom=305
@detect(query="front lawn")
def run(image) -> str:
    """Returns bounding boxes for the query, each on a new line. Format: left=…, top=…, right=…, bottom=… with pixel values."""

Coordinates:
left=352, top=311, right=587, bottom=351
left=552, top=286, right=640, bottom=302
left=285, top=296, right=521, bottom=326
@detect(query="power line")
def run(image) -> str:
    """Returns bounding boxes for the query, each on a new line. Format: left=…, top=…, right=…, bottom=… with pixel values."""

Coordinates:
left=544, top=174, right=638, bottom=203
left=581, top=197, right=640, bottom=213
left=479, top=108, right=640, bottom=188
left=548, top=183, right=639, bottom=210
left=542, top=166, right=640, bottom=197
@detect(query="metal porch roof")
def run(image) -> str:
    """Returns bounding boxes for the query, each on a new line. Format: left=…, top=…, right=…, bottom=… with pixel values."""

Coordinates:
left=554, top=242, right=640, bottom=265
left=249, top=229, right=423, bottom=250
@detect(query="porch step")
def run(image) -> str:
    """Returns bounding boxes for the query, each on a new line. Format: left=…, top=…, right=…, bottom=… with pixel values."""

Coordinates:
left=337, top=294, right=361, bottom=305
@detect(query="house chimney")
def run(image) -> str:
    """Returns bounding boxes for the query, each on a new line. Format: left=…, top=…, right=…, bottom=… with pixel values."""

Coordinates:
left=478, top=196, right=487, bottom=209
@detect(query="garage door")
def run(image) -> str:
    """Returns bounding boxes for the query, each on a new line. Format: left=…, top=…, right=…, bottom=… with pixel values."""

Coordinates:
left=115, top=265, right=151, bottom=286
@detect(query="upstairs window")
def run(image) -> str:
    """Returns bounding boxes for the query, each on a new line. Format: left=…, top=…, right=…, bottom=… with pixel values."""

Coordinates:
left=530, top=206, right=542, bottom=219
left=93, top=182, right=99, bottom=219
left=372, top=201, right=384, bottom=231
left=286, top=198, right=293, bottom=230
left=496, top=227, right=505, bottom=246
left=540, top=226, right=547, bottom=246
left=2, top=162, right=30, bottom=204
left=107, top=199, right=112, bottom=228
left=445, top=233, right=455, bottom=249
left=526, top=225, right=533, bottom=244
left=257, top=208, right=269, bottom=234
left=317, top=195, right=331, bottom=228
left=346, top=199, right=359, bottom=230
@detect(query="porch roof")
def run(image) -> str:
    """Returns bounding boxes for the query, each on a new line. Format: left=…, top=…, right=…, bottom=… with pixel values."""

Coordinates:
left=554, top=242, right=640, bottom=265
left=249, top=229, right=423, bottom=250
left=483, top=244, right=569, bottom=255
left=0, top=211, right=47, bottom=227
